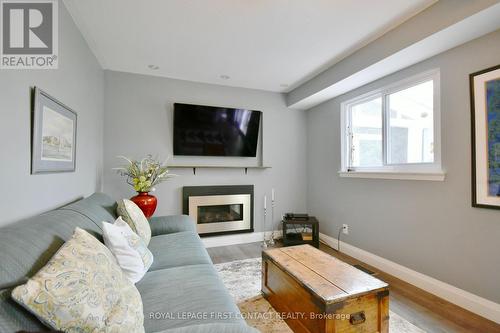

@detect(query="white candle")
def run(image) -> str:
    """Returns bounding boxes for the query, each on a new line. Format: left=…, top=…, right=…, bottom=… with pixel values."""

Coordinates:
left=264, top=195, right=267, bottom=209
left=272, top=188, right=275, bottom=201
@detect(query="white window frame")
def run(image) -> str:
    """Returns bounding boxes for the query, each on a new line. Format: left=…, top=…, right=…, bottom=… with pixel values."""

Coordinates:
left=339, top=69, right=445, bottom=181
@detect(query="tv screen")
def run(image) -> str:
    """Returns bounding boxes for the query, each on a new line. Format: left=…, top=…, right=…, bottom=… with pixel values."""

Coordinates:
left=173, top=103, right=262, bottom=157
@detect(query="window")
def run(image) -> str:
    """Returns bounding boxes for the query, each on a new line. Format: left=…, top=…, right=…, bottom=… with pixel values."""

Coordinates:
left=340, top=70, right=443, bottom=181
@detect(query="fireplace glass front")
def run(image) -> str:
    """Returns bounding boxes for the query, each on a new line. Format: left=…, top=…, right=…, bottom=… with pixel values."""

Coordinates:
left=197, top=204, right=243, bottom=224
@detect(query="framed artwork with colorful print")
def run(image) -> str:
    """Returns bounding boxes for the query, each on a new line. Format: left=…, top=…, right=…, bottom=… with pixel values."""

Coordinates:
left=470, top=64, right=500, bottom=208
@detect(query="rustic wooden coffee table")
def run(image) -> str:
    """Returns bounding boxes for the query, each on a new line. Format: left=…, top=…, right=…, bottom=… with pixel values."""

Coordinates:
left=262, top=245, right=389, bottom=333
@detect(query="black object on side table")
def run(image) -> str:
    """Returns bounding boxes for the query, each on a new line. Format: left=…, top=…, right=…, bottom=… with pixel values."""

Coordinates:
left=282, top=215, right=319, bottom=248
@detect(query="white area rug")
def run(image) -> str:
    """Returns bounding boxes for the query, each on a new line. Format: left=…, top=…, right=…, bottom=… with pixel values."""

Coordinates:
left=215, top=257, right=425, bottom=333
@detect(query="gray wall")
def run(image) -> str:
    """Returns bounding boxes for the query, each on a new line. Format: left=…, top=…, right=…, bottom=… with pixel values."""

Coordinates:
left=306, top=30, right=500, bottom=303
left=103, top=71, right=307, bottom=232
left=0, top=3, right=104, bottom=226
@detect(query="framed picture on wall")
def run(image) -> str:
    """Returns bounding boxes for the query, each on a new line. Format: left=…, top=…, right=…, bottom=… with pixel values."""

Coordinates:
left=32, top=87, right=77, bottom=174
left=470, top=64, right=500, bottom=209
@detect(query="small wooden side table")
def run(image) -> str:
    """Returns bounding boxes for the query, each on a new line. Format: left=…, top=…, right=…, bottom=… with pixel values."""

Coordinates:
left=282, top=216, right=319, bottom=248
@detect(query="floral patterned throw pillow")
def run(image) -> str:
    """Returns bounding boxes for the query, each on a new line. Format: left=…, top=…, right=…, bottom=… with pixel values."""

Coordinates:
left=11, top=227, right=145, bottom=333
left=117, top=199, right=152, bottom=245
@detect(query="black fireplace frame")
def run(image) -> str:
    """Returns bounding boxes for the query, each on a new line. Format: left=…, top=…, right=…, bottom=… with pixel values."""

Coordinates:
left=182, top=185, right=254, bottom=237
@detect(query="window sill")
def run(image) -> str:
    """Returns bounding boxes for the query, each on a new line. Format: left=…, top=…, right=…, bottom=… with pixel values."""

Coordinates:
left=338, top=171, right=446, bottom=181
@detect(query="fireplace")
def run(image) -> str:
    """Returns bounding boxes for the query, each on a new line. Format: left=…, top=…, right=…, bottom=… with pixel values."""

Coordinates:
left=183, top=185, right=254, bottom=236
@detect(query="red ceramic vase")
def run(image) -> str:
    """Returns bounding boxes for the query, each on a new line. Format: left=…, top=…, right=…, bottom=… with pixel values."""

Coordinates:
left=130, top=192, right=157, bottom=219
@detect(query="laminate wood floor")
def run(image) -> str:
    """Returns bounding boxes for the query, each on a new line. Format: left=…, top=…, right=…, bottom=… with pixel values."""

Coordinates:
left=207, top=241, right=500, bottom=333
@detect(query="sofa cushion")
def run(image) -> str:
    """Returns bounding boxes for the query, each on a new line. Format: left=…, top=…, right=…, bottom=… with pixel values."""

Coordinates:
left=0, top=210, right=102, bottom=289
left=148, top=232, right=212, bottom=271
left=11, top=228, right=145, bottom=333
left=153, top=323, right=259, bottom=333
left=149, top=215, right=196, bottom=235
left=137, top=265, right=244, bottom=332
left=59, top=192, right=117, bottom=226
left=0, top=288, right=47, bottom=332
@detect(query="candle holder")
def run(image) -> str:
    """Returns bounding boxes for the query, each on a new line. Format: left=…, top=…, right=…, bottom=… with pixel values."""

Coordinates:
left=262, top=203, right=268, bottom=248
left=269, top=198, right=276, bottom=246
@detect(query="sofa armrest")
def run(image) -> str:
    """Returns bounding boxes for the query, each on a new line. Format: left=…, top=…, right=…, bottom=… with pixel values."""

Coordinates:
left=149, top=215, right=196, bottom=235
left=153, top=323, right=259, bottom=333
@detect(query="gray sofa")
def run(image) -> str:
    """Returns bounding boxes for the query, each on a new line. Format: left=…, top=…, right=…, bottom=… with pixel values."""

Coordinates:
left=0, top=193, right=257, bottom=332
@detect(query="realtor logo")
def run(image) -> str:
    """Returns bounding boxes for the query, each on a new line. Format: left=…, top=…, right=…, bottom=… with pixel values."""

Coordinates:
left=1, top=0, right=58, bottom=69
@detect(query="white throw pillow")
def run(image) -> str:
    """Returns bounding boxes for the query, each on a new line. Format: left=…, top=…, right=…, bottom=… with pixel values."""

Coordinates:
left=103, top=217, right=154, bottom=284
left=116, top=199, right=152, bottom=245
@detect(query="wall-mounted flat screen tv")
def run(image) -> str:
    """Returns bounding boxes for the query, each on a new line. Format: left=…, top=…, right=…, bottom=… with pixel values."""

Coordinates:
left=173, top=103, right=262, bottom=157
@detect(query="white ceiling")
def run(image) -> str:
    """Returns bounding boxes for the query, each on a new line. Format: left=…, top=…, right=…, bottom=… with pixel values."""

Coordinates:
left=64, top=0, right=435, bottom=92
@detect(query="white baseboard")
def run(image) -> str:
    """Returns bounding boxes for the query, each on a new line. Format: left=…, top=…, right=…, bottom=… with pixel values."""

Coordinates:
left=202, top=230, right=281, bottom=248
left=319, top=232, right=500, bottom=324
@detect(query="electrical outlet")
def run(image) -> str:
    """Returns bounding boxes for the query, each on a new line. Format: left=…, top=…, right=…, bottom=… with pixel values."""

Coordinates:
left=342, top=224, right=349, bottom=235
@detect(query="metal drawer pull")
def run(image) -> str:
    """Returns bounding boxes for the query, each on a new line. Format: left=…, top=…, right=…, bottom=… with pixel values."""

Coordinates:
left=349, top=311, right=366, bottom=325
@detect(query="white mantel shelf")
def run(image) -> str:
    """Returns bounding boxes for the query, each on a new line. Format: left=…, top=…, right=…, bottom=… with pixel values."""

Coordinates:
left=167, top=165, right=271, bottom=175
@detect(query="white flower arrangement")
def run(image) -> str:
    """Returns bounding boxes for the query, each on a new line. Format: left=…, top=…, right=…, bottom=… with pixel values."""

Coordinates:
left=114, top=155, right=175, bottom=192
